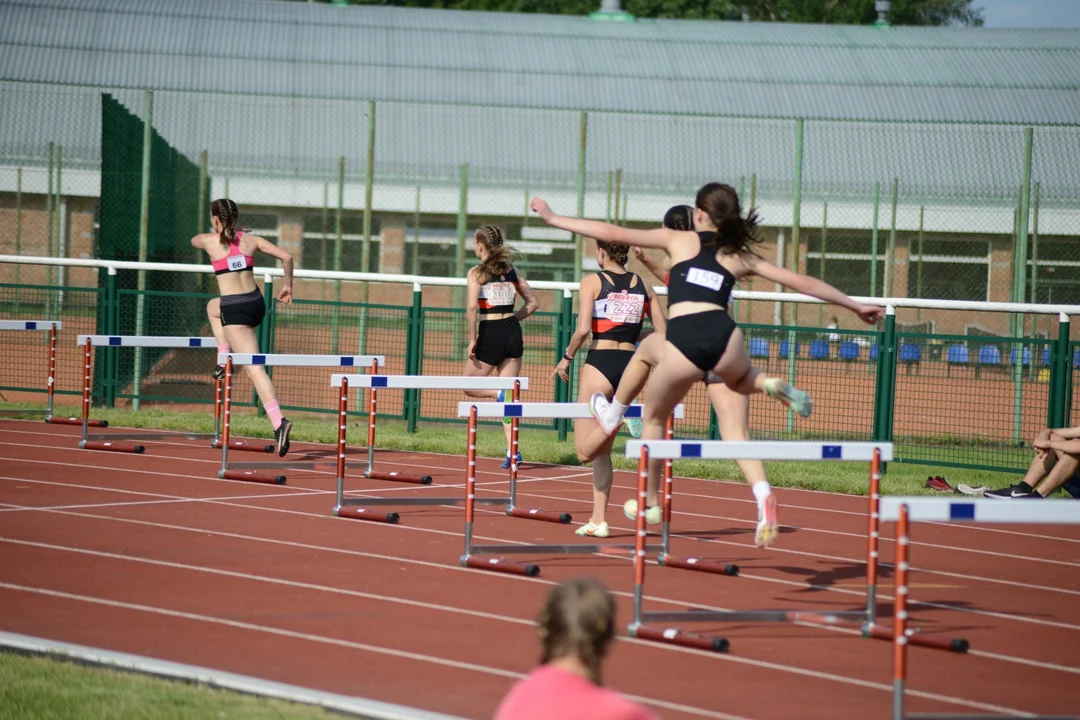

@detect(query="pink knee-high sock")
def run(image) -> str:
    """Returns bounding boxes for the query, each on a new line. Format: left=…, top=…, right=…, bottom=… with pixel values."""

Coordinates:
left=264, top=401, right=283, bottom=431
left=217, top=344, right=230, bottom=361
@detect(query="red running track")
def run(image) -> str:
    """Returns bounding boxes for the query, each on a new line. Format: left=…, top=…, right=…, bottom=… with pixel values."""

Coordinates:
left=1, top=419, right=1079, bottom=719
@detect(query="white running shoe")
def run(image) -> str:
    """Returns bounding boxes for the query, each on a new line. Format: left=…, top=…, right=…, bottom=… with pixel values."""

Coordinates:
left=623, top=498, right=662, bottom=525
left=575, top=521, right=610, bottom=538
left=763, top=378, right=813, bottom=418
left=755, top=493, right=778, bottom=548
left=589, top=392, right=623, bottom=438
left=623, top=417, right=643, bottom=438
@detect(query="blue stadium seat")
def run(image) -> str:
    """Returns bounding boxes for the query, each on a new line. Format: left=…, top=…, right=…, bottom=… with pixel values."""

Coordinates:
left=779, top=340, right=800, bottom=358
left=977, top=345, right=1001, bottom=365
left=1042, top=346, right=1051, bottom=366
left=1074, top=347, right=1080, bottom=367
left=869, top=344, right=878, bottom=360
left=838, top=341, right=860, bottom=361
left=809, top=339, right=830, bottom=359
left=899, top=344, right=920, bottom=362
left=748, top=337, right=770, bottom=358
left=947, top=344, right=968, bottom=364
left=1009, top=347, right=1031, bottom=366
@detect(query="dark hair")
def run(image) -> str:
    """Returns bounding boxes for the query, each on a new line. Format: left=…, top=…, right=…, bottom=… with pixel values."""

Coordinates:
left=536, top=577, right=616, bottom=686
left=596, top=240, right=629, bottom=268
left=694, top=183, right=761, bottom=254
left=663, top=204, right=694, bottom=232
left=473, top=225, right=515, bottom=284
left=211, top=198, right=239, bottom=246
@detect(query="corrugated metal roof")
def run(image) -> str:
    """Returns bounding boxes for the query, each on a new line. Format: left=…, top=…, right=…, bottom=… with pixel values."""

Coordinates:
left=1, top=0, right=1078, bottom=123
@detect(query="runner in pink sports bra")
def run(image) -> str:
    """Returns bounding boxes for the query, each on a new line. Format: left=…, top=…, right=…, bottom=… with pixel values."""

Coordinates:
left=192, top=198, right=296, bottom=456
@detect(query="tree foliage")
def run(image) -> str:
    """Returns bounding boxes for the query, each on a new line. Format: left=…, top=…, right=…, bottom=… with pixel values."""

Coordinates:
left=294, top=0, right=984, bottom=26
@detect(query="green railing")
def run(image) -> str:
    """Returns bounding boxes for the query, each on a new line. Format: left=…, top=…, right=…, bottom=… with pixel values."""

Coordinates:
left=1, top=259, right=1077, bottom=476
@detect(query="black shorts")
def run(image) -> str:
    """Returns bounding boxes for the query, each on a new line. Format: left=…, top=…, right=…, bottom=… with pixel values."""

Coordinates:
left=220, top=288, right=266, bottom=328
left=584, top=349, right=634, bottom=391
left=666, top=309, right=737, bottom=372
left=474, top=316, right=523, bottom=366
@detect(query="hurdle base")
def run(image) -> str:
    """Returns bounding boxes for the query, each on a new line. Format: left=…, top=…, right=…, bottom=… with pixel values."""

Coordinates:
left=335, top=506, right=400, bottom=524
left=659, top=555, right=740, bottom=576
left=211, top=439, right=275, bottom=453
left=80, top=440, right=144, bottom=454
left=506, top=506, right=572, bottom=524
left=628, top=624, right=729, bottom=653
left=48, top=416, right=108, bottom=428
left=365, top=470, right=433, bottom=485
left=219, top=470, right=287, bottom=485
left=461, top=555, right=540, bottom=577
left=863, top=622, right=969, bottom=653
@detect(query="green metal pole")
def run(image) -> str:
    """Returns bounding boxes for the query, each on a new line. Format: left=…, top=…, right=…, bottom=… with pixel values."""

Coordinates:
left=14, top=167, right=21, bottom=314
left=412, top=185, right=422, bottom=276
left=613, top=169, right=622, bottom=224
left=746, top=174, right=757, bottom=323
left=869, top=182, right=880, bottom=298
left=789, top=119, right=803, bottom=327
left=1048, top=314, right=1071, bottom=429
left=453, top=163, right=470, bottom=356
left=818, top=200, right=828, bottom=327
left=45, top=142, right=54, bottom=319
left=557, top=290, right=573, bottom=442
left=332, top=156, right=344, bottom=354
left=1012, top=128, right=1033, bottom=445
left=406, top=284, right=423, bottom=433
left=359, top=100, right=376, bottom=355
left=886, top=177, right=898, bottom=299
left=915, top=206, right=924, bottom=321
left=320, top=182, right=328, bottom=301
left=133, top=91, right=153, bottom=412
left=1031, top=181, right=1041, bottom=307
left=106, top=268, right=118, bottom=407
left=574, top=111, right=587, bottom=283
left=605, top=171, right=613, bottom=223
left=255, top=276, right=274, bottom=414
left=54, top=144, right=63, bottom=313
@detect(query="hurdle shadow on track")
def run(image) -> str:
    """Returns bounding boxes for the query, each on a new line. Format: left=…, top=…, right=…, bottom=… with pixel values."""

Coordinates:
left=672, top=525, right=800, bottom=540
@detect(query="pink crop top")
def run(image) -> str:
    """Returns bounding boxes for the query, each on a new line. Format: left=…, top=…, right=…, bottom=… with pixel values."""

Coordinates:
left=211, top=231, right=255, bottom=275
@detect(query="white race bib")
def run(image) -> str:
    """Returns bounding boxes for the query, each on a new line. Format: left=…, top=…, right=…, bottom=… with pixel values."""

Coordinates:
left=484, top=281, right=516, bottom=307
left=604, top=292, right=645, bottom=324
left=227, top=255, right=248, bottom=272
left=686, top=267, right=723, bottom=292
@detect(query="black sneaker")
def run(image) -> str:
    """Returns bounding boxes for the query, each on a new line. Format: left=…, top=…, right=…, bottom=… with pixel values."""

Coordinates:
left=275, top=417, right=292, bottom=457
left=212, top=365, right=226, bottom=380
left=984, top=482, right=1034, bottom=499
left=1017, top=492, right=1044, bottom=499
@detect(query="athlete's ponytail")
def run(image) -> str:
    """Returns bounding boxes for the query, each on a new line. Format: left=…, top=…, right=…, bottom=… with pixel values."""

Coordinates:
left=211, top=198, right=240, bottom=246
left=474, top=225, right=516, bottom=284
left=693, top=183, right=761, bottom=254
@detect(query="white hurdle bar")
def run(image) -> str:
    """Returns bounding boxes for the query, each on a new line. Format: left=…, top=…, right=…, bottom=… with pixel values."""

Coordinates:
left=884, top=500, right=1079, bottom=720
left=0, top=320, right=67, bottom=423
left=455, top=402, right=685, bottom=578
left=326, top=374, right=530, bottom=523
left=619, top=439, right=965, bottom=656
left=215, top=354, right=386, bottom=485
left=73, top=334, right=223, bottom=452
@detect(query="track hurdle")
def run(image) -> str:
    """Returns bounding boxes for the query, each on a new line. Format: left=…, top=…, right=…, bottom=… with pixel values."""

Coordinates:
left=622, top=440, right=968, bottom=654
left=73, top=335, right=229, bottom=453
left=0, top=320, right=105, bottom=427
left=326, top=374, right=530, bottom=524
left=882, top=498, right=1080, bottom=720
left=216, top=353, right=385, bottom=485
left=457, top=402, right=686, bottom=577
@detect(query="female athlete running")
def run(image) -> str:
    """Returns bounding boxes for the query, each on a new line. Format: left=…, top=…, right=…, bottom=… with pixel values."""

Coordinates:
left=530, top=184, right=884, bottom=548
left=194, top=198, right=295, bottom=457
left=552, top=240, right=664, bottom=538
left=463, top=225, right=540, bottom=468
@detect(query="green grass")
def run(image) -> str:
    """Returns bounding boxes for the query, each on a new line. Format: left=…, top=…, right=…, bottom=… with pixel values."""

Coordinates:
left=0, top=652, right=343, bottom=719
left=1, top=401, right=1029, bottom=497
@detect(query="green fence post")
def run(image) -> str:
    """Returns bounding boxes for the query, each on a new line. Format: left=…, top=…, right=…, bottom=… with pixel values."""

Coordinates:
left=132, top=90, right=153, bottom=412
left=105, top=267, right=118, bottom=407
left=406, top=282, right=422, bottom=433
left=1049, top=313, right=1071, bottom=429
left=869, top=182, right=880, bottom=298
left=557, top=289, right=573, bottom=441
left=254, top=274, right=275, bottom=416
left=872, top=306, right=896, bottom=472
left=574, top=111, right=587, bottom=283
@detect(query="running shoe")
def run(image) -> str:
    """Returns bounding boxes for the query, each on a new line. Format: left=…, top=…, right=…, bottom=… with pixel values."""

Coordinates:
left=575, top=521, right=610, bottom=538
left=623, top=417, right=643, bottom=438
left=275, top=417, right=293, bottom=457
left=925, top=476, right=954, bottom=493
left=955, top=483, right=988, bottom=496
left=755, top=493, right=778, bottom=548
left=589, top=392, right=623, bottom=438
left=501, top=451, right=523, bottom=469
left=763, top=378, right=812, bottom=418
left=211, top=364, right=226, bottom=380
left=622, top=498, right=661, bottom=525
left=984, top=482, right=1035, bottom=499
left=496, top=390, right=512, bottom=425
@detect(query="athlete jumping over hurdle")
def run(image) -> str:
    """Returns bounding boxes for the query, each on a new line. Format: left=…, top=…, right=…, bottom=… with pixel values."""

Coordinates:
left=552, top=239, right=665, bottom=538
left=530, top=183, right=884, bottom=548
left=193, top=198, right=296, bottom=457
left=463, top=225, right=540, bottom=469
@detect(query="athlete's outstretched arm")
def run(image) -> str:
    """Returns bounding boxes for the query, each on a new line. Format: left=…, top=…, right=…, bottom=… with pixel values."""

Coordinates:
left=530, top=198, right=675, bottom=250
left=743, top=254, right=883, bottom=325
left=254, top=235, right=294, bottom=304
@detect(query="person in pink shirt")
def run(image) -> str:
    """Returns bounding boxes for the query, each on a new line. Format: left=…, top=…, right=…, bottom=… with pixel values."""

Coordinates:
left=494, top=577, right=658, bottom=720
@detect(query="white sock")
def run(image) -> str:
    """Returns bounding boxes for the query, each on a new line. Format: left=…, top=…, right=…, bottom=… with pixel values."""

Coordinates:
left=611, top=399, right=628, bottom=412
left=751, top=481, right=772, bottom=509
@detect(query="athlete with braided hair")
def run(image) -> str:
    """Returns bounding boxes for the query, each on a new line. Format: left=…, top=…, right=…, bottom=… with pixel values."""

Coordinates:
left=462, top=225, right=540, bottom=468
left=494, top=576, right=657, bottom=720
left=193, top=198, right=296, bottom=456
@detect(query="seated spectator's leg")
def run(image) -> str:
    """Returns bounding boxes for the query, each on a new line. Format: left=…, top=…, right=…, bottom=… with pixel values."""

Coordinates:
left=1032, top=441, right=1080, bottom=497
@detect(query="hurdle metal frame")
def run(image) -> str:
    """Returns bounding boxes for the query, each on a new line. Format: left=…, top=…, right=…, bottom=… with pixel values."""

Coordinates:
left=624, top=440, right=968, bottom=654
left=882, top=498, right=1080, bottom=720
left=0, top=321, right=104, bottom=427
left=216, top=353, right=385, bottom=485
left=457, top=401, right=686, bottom=577
left=73, top=335, right=233, bottom=453
left=326, top=373, right=534, bottom=524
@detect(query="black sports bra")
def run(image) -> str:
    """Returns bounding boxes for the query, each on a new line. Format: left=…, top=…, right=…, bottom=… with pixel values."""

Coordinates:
left=666, top=232, right=737, bottom=308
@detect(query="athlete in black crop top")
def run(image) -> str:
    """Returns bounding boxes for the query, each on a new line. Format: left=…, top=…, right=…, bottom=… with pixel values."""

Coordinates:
left=531, top=184, right=884, bottom=549
left=552, top=239, right=664, bottom=539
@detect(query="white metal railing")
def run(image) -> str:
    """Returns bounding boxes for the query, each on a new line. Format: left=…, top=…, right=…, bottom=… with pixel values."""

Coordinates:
left=1, top=254, right=1078, bottom=318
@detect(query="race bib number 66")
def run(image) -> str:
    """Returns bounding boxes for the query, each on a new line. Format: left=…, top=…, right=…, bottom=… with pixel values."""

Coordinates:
left=227, top=255, right=248, bottom=272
